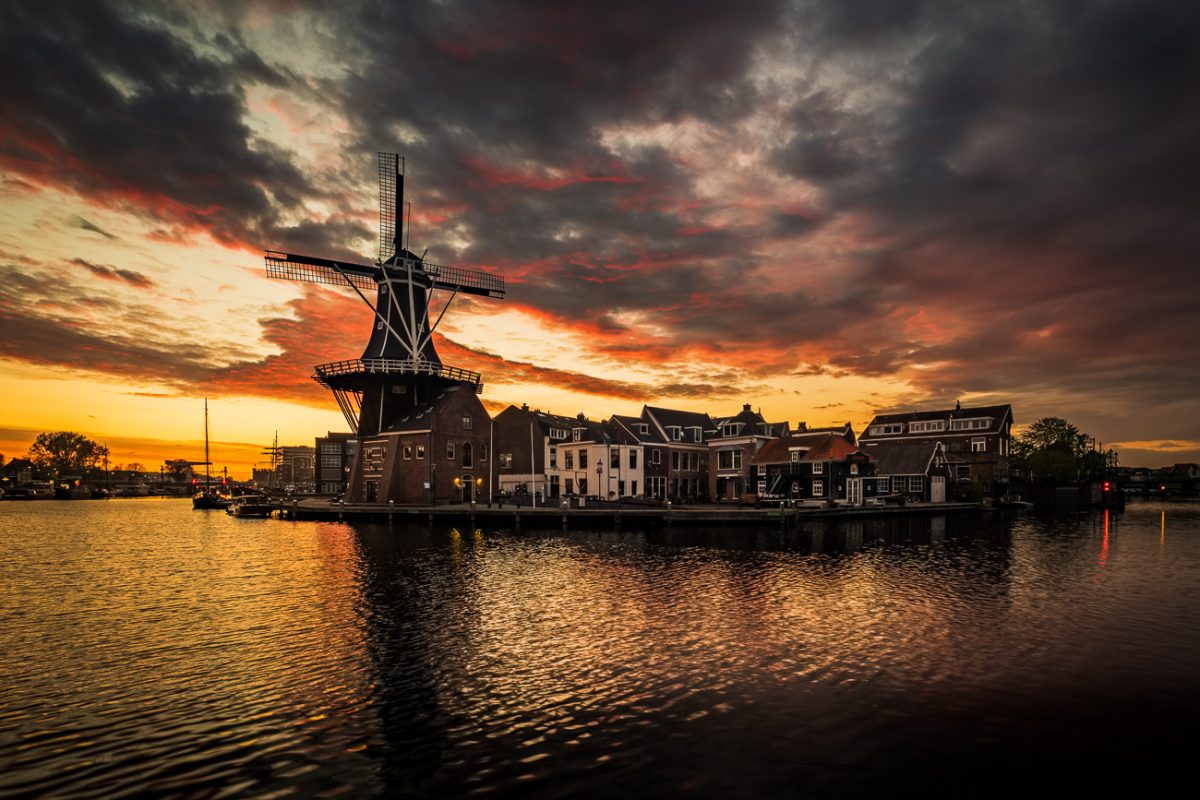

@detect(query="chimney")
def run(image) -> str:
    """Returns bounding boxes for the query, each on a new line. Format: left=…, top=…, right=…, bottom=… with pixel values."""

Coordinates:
left=742, top=403, right=752, bottom=412
left=577, top=412, right=586, bottom=422
left=955, top=400, right=961, bottom=411
left=521, top=403, right=528, bottom=412
left=798, top=421, right=807, bottom=432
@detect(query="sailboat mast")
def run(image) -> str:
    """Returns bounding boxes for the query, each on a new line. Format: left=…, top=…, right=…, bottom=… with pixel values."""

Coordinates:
left=204, top=398, right=211, bottom=491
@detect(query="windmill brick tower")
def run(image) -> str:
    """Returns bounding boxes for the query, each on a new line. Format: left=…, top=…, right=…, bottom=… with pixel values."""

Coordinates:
left=265, top=154, right=505, bottom=504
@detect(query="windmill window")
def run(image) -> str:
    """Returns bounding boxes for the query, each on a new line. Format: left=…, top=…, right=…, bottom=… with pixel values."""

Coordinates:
left=377, top=320, right=385, bottom=329
left=462, top=415, right=472, bottom=430
left=416, top=445, right=425, bottom=459
left=447, top=441, right=455, bottom=460
left=403, top=446, right=412, bottom=460
left=462, top=443, right=473, bottom=468
left=850, top=463, right=859, bottom=474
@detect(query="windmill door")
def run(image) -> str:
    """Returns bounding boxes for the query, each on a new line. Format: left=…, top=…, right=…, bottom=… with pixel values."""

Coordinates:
left=931, top=476, right=946, bottom=503
left=846, top=478, right=862, bottom=506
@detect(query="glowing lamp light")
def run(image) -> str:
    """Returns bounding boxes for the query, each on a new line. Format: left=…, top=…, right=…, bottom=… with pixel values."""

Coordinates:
left=1102, top=481, right=1111, bottom=492
left=453, top=477, right=461, bottom=487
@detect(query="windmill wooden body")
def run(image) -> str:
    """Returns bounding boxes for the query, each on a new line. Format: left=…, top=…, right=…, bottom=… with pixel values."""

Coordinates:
left=266, top=154, right=504, bottom=504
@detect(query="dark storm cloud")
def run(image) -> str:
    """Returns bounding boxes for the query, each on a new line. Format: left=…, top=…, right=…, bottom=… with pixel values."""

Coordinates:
left=0, top=1, right=329, bottom=251
left=71, top=258, right=156, bottom=289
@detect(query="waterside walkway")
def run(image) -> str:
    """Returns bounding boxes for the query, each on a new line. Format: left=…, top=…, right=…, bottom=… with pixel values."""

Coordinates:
left=275, top=498, right=991, bottom=529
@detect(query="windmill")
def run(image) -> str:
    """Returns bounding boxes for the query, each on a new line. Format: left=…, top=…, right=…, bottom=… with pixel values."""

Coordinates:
left=264, top=154, right=505, bottom=440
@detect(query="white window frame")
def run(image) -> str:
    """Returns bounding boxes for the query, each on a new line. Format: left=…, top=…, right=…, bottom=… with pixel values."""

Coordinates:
left=909, top=476, right=924, bottom=493
left=812, top=462, right=824, bottom=475
left=971, top=438, right=986, bottom=452
left=812, top=479, right=824, bottom=496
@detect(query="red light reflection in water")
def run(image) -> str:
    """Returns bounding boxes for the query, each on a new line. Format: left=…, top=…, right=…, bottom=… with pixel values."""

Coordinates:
left=1099, top=509, right=1110, bottom=569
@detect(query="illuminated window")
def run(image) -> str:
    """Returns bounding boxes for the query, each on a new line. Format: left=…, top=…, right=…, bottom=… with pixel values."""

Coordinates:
left=416, top=445, right=425, bottom=459
left=403, top=446, right=412, bottom=460
left=499, top=452, right=512, bottom=468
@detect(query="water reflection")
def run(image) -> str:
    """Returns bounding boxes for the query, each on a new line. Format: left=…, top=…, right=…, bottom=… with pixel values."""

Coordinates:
left=2, top=500, right=1198, bottom=796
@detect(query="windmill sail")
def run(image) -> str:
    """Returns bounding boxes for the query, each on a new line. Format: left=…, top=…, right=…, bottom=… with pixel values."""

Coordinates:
left=379, top=153, right=401, bottom=263
left=265, top=251, right=378, bottom=291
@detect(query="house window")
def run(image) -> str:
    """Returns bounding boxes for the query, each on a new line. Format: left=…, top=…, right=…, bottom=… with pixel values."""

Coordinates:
left=565, top=478, right=574, bottom=495
left=402, top=446, right=412, bottom=460
left=692, top=428, right=702, bottom=442
left=717, top=450, right=742, bottom=470
left=481, top=443, right=488, bottom=461
left=636, top=423, right=649, bottom=435
left=629, top=450, right=637, bottom=469
left=790, top=452, right=800, bottom=463
left=462, top=443, right=473, bottom=468
left=579, top=450, right=587, bottom=469
left=757, top=464, right=765, bottom=476
left=892, top=476, right=905, bottom=492
left=499, top=452, right=512, bottom=468
left=672, top=451, right=680, bottom=470
left=689, top=452, right=699, bottom=471
left=447, top=441, right=455, bottom=460
left=721, top=423, right=743, bottom=437
left=610, top=448, right=620, bottom=468
left=550, top=475, right=559, bottom=495
left=971, top=438, right=986, bottom=452
left=652, top=449, right=661, bottom=465
left=631, top=480, right=638, bottom=496
left=869, top=423, right=904, bottom=436
left=758, top=480, right=767, bottom=495
left=462, top=414, right=472, bottom=430
left=668, top=426, right=682, bottom=440
left=878, top=477, right=891, bottom=491
left=812, top=480, right=824, bottom=496
left=850, top=463, right=858, bottom=475
left=550, top=428, right=568, bottom=440
left=812, top=462, right=824, bottom=475
left=956, top=465, right=971, bottom=479
left=909, top=476, right=924, bottom=493
left=951, top=418, right=991, bottom=431
left=415, top=445, right=425, bottom=459
left=573, top=429, right=582, bottom=442
left=565, top=450, right=574, bottom=469
left=578, top=478, right=587, bottom=495
left=909, top=421, right=945, bottom=433
left=549, top=447, right=557, bottom=468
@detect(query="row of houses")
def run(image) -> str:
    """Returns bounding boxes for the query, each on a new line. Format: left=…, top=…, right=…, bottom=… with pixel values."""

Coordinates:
left=315, top=390, right=1015, bottom=506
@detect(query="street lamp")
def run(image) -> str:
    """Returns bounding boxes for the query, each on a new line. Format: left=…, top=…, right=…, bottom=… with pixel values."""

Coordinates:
left=596, top=462, right=602, bottom=503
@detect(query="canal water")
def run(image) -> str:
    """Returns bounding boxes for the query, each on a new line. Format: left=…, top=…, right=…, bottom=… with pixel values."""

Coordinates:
left=1, top=499, right=1197, bottom=797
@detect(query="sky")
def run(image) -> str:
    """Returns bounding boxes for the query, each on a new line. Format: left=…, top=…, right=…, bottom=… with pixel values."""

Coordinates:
left=2, top=0, right=1197, bottom=477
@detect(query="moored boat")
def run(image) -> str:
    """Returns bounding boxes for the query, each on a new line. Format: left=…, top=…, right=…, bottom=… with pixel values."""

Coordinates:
left=226, top=494, right=274, bottom=518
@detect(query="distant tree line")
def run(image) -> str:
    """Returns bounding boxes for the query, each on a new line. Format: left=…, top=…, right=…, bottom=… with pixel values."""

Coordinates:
left=19, top=431, right=109, bottom=479
left=1011, top=417, right=1118, bottom=483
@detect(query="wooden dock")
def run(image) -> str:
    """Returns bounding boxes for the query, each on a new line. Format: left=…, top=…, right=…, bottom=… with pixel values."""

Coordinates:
left=272, top=498, right=991, bottom=530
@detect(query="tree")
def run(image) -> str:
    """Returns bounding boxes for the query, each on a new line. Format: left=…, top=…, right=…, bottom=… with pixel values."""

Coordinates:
left=126, top=462, right=145, bottom=473
left=27, top=432, right=107, bottom=476
left=1012, top=416, right=1117, bottom=483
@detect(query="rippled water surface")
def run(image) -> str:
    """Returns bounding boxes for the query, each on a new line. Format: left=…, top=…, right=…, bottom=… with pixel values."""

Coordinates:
left=2, top=499, right=1198, bottom=797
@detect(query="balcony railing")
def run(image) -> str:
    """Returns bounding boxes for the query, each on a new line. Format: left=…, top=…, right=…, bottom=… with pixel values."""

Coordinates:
left=313, top=358, right=482, bottom=389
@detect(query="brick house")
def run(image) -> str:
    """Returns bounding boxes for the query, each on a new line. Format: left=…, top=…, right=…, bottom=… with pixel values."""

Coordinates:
left=867, top=441, right=954, bottom=503
left=642, top=406, right=717, bottom=502
left=347, top=383, right=491, bottom=504
left=612, top=414, right=669, bottom=500
left=859, top=403, right=1014, bottom=493
left=708, top=404, right=789, bottom=501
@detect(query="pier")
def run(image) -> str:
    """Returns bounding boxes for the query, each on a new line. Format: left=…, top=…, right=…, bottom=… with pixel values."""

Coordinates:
left=275, top=498, right=991, bottom=529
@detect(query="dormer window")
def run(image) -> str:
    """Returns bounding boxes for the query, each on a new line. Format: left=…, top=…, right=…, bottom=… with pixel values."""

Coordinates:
left=572, top=429, right=582, bottom=442
left=721, top=423, right=743, bottom=437
left=636, top=423, right=649, bottom=435
left=869, top=423, right=904, bottom=436
left=951, top=418, right=991, bottom=431
left=790, top=452, right=800, bottom=463
left=668, top=426, right=682, bottom=441
left=691, top=427, right=702, bottom=442
left=909, top=420, right=944, bottom=433
left=549, top=428, right=569, bottom=440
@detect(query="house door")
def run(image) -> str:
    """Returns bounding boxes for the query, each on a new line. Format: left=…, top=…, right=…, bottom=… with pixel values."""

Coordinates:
left=931, top=475, right=946, bottom=503
left=846, top=478, right=862, bottom=506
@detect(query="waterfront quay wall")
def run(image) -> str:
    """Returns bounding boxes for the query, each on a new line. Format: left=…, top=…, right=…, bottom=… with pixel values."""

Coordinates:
left=281, top=498, right=991, bottom=530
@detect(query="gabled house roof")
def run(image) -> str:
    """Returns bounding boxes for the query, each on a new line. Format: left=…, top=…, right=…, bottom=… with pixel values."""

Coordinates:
left=751, top=432, right=847, bottom=465
left=643, top=405, right=718, bottom=443
left=383, top=386, right=466, bottom=432
left=712, top=403, right=787, bottom=438
left=861, top=403, right=1013, bottom=440
left=611, top=414, right=667, bottom=444
left=496, top=404, right=581, bottom=438
left=869, top=441, right=946, bottom=476
left=800, top=435, right=869, bottom=462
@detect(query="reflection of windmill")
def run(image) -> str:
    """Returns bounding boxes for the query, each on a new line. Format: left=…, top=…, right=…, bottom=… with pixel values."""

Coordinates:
left=265, top=154, right=504, bottom=504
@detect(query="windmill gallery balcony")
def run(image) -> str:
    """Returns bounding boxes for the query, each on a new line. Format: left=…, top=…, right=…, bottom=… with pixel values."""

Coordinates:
left=313, top=358, right=483, bottom=391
